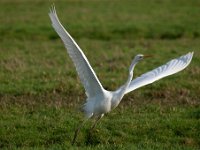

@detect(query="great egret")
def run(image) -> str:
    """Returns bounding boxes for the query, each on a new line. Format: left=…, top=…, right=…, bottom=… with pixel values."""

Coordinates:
left=49, top=6, right=193, bottom=145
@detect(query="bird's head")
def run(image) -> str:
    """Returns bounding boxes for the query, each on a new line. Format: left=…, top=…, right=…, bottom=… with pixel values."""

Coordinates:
left=129, top=54, right=152, bottom=72
left=134, top=54, right=144, bottom=62
left=134, top=54, right=152, bottom=63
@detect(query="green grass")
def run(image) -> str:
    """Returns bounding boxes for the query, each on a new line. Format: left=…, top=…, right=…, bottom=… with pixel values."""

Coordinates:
left=0, top=106, right=199, bottom=149
left=0, top=0, right=200, bottom=149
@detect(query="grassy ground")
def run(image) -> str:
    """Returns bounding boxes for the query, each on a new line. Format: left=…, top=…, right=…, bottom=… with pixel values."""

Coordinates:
left=0, top=0, right=200, bottom=149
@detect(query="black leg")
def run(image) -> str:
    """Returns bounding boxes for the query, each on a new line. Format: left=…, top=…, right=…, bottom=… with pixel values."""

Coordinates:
left=71, top=119, right=87, bottom=145
left=90, top=114, right=104, bottom=131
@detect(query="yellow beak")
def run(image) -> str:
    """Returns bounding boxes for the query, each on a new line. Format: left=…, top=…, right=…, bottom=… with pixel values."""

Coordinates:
left=143, top=55, right=153, bottom=58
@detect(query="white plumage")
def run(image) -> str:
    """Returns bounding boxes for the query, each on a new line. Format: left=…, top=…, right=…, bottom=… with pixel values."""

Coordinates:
left=125, top=52, right=193, bottom=94
left=49, top=7, right=104, bottom=98
left=49, top=6, right=193, bottom=145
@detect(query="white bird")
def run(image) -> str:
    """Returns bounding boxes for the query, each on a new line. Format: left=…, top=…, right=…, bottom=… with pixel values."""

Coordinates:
left=49, top=6, right=193, bottom=145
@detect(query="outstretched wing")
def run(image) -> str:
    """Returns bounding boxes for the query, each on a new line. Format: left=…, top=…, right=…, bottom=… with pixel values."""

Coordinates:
left=125, top=52, right=193, bottom=94
left=49, top=6, right=104, bottom=97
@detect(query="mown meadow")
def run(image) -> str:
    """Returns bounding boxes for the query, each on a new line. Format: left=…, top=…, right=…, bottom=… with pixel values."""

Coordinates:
left=0, top=0, right=200, bottom=149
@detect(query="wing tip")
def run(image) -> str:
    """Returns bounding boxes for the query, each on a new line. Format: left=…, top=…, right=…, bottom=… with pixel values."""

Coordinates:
left=190, top=51, right=194, bottom=58
left=187, top=51, right=194, bottom=63
left=188, top=51, right=194, bottom=56
left=49, top=4, right=56, bottom=16
left=181, top=51, right=194, bottom=69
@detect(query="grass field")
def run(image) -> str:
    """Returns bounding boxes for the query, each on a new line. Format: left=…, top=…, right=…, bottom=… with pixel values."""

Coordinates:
left=0, top=0, right=200, bottom=149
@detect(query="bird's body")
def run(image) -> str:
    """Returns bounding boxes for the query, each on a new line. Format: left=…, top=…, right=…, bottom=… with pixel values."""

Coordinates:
left=83, top=55, right=140, bottom=118
left=49, top=6, right=194, bottom=145
left=83, top=90, right=112, bottom=118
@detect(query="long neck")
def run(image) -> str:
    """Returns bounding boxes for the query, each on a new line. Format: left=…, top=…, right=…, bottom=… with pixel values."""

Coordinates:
left=111, top=59, right=138, bottom=108
left=119, top=59, right=137, bottom=95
